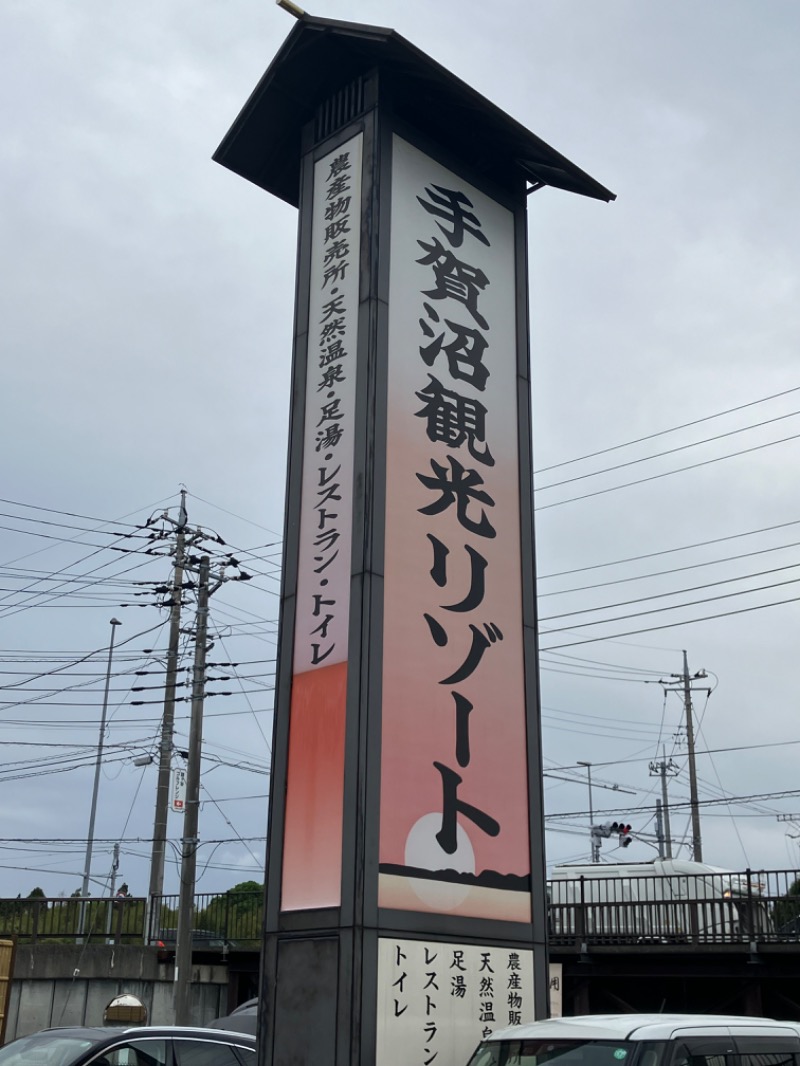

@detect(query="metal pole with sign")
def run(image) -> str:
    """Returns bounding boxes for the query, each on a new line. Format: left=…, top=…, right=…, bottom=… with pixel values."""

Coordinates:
left=215, top=15, right=613, bottom=1066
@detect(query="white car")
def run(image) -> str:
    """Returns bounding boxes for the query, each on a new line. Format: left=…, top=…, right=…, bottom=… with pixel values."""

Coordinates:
left=465, top=1013, right=800, bottom=1066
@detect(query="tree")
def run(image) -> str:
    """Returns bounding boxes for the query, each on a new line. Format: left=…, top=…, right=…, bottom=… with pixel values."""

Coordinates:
left=773, top=878, right=800, bottom=933
left=227, top=881, right=263, bottom=905
left=195, top=881, right=263, bottom=944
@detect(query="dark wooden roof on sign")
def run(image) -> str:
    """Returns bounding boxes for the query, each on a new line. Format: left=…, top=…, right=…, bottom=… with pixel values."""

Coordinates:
left=213, top=15, right=616, bottom=207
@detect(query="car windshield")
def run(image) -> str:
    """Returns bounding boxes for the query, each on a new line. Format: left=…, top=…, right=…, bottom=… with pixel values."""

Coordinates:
left=0, top=1034, right=104, bottom=1066
left=467, top=1039, right=641, bottom=1066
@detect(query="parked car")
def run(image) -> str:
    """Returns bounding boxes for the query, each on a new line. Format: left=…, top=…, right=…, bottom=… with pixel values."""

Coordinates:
left=464, top=1013, right=800, bottom=1066
left=156, top=930, right=235, bottom=949
left=0, top=1026, right=256, bottom=1066
left=154, top=930, right=238, bottom=963
left=209, top=1000, right=257, bottom=1036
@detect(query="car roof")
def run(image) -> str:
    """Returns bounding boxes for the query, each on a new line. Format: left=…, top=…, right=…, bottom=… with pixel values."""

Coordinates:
left=32, top=1027, right=255, bottom=1044
left=230, top=999, right=258, bottom=1014
left=485, top=1014, right=800, bottom=1043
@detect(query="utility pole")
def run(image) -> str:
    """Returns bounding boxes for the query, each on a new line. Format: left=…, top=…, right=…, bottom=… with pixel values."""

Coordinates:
left=147, top=490, right=189, bottom=934
left=778, top=815, right=800, bottom=862
left=655, top=800, right=664, bottom=858
left=174, top=555, right=211, bottom=1026
left=106, top=842, right=120, bottom=939
left=578, top=761, right=597, bottom=863
left=661, top=652, right=708, bottom=863
left=682, top=650, right=703, bottom=862
left=649, top=748, right=678, bottom=859
left=109, top=841, right=119, bottom=899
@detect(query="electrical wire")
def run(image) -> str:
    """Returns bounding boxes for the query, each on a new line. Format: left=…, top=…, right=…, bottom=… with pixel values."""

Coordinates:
left=539, top=562, right=800, bottom=623
left=537, top=407, right=800, bottom=492
left=540, top=591, right=800, bottom=649
left=534, top=383, right=800, bottom=474
left=539, top=517, right=800, bottom=580
left=185, top=492, right=282, bottom=538
left=539, top=538, right=800, bottom=598
left=536, top=429, right=800, bottom=511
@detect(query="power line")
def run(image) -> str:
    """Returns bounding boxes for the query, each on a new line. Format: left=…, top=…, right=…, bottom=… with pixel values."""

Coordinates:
left=541, top=650, right=668, bottom=675
left=545, top=736, right=800, bottom=773
left=537, top=407, right=800, bottom=492
left=536, top=429, right=800, bottom=511
left=538, top=517, right=800, bottom=581
left=534, top=383, right=800, bottom=474
left=540, top=591, right=800, bottom=648
left=0, top=619, right=168, bottom=693
left=540, top=663, right=662, bottom=684
left=539, top=537, right=800, bottom=598
left=185, top=492, right=282, bottom=538
left=547, top=786, right=800, bottom=821
left=0, top=510, right=153, bottom=539
left=0, top=495, right=175, bottom=528
left=539, top=561, right=800, bottom=622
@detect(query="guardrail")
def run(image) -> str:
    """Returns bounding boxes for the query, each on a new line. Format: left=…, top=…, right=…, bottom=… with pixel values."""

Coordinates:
left=549, top=866, right=800, bottom=947
left=0, top=892, right=263, bottom=947
left=2, top=868, right=800, bottom=947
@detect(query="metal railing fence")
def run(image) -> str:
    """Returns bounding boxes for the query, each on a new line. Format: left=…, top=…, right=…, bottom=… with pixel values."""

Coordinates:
left=0, top=891, right=263, bottom=947
left=548, top=866, right=800, bottom=946
left=3, top=868, right=800, bottom=947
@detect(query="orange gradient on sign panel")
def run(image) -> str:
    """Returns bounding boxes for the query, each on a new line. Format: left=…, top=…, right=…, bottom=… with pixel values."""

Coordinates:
left=281, top=660, right=347, bottom=910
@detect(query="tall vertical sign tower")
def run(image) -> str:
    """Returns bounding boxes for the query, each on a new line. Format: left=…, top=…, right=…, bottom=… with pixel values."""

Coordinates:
left=215, top=16, right=613, bottom=1066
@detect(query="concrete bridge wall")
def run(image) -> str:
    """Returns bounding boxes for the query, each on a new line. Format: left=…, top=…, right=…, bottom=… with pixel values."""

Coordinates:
left=5, top=945, right=228, bottom=1043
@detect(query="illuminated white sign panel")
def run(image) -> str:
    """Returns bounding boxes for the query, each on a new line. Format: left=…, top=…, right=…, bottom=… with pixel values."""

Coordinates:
left=380, top=135, right=531, bottom=923
left=293, top=132, right=362, bottom=676
left=281, top=132, right=363, bottom=910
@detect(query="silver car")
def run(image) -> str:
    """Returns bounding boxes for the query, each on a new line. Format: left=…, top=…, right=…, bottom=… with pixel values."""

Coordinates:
left=0, top=1026, right=256, bottom=1066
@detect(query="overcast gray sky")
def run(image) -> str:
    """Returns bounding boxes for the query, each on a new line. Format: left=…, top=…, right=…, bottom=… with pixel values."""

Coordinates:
left=2, top=0, right=800, bottom=901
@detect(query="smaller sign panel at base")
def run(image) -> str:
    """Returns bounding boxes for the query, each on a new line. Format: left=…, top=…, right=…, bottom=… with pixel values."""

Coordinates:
left=376, top=937, right=534, bottom=1066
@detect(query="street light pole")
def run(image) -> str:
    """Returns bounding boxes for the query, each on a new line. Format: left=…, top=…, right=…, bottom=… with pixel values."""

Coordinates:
left=79, top=617, right=121, bottom=940
left=578, top=761, right=598, bottom=863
